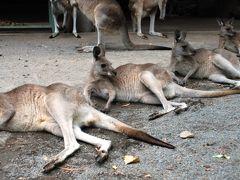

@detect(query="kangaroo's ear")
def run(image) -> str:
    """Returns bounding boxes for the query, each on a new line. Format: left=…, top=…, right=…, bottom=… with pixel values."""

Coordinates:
left=93, top=46, right=101, bottom=60
left=174, top=29, right=181, bottom=42
left=216, top=18, right=224, bottom=26
left=180, top=31, right=187, bottom=40
left=227, top=17, right=234, bottom=25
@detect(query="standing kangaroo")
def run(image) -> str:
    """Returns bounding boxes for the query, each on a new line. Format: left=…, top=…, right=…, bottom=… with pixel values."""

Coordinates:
left=49, top=0, right=80, bottom=38
left=216, top=18, right=240, bottom=55
left=0, top=83, right=175, bottom=173
left=84, top=45, right=240, bottom=119
left=129, top=0, right=168, bottom=39
left=74, top=0, right=171, bottom=52
left=169, top=30, right=240, bottom=87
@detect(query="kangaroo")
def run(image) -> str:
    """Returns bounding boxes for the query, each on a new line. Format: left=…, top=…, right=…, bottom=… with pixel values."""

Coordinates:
left=169, top=30, right=240, bottom=87
left=0, top=83, right=175, bottom=173
left=216, top=18, right=240, bottom=55
left=49, top=0, right=80, bottom=38
left=74, top=0, right=171, bottom=52
left=84, top=45, right=240, bottom=119
left=129, top=0, right=168, bottom=39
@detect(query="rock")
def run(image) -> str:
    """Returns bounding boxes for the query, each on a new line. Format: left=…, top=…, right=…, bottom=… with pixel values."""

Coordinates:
left=180, top=131, right=194, bottom=139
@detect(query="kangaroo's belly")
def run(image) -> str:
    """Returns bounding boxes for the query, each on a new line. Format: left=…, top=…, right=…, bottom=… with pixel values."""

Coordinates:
left=0, top=105, right=55, bottom=132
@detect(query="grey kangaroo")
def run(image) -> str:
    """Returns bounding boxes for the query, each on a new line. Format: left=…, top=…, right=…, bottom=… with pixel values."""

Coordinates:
left=216, top=18, right=240, bottom=55
left=169, top=30, right=240, bottom=87
left=128, top=0, right=168, bottom=39
left=74, top=0, right=171, bottom=52
left=49, top=0, right=80, bottom=38
left=84, top=45, right=240, bottom=119
left=0, top=83, right=175, bottom=173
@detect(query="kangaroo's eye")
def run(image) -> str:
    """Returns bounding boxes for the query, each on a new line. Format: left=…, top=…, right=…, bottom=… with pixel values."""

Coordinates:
left=182, top=45, right=187, bottom=49
left=101, top=64, right=107, bottom=68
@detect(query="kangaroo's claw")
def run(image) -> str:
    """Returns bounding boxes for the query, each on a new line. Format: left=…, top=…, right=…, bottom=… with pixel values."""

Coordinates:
left=42, top=159, right=58, bottom=173
left=148, top=111, right=164, bottom=120
left=95, top=148, right=109, bottom=164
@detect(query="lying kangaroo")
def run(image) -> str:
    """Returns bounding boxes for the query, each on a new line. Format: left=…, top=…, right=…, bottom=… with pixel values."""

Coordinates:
left=49, top=0, right=80, bottom=38
left=84, top=45, right=240, bottom=119
left=74, top=0, right=171, bottom=52
left=0, top=83, right=175, bottom=172
left=217, top=18, right=240, bottom=55
left=169, top=30, right=240, bottom=87
left=129, top=0, right=168, bottom=39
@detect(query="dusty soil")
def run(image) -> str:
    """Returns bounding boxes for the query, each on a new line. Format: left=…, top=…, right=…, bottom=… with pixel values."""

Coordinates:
left=0, top=18, right=240, bottom=179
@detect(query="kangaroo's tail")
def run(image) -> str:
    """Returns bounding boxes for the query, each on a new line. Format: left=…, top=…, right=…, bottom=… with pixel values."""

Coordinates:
left=91, top=107, right=175, bottom=149
left=173, top=83, right=240, bottom=98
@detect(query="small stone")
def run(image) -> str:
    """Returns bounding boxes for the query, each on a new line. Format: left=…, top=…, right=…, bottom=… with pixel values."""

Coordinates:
left=180, top=131, right=194, bottom=139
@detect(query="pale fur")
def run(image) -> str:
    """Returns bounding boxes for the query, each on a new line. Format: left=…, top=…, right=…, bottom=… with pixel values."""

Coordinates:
left=74, top=0, right=171, bottom=52
left=0, top=82, right=174, bottom=172
left=49, top=0, right=80, bottom=38
left=170, top=30, right=240, bottom=87
left=84, top=45, right=240, bottom=119
left=129, top=0, right=168, bottom=39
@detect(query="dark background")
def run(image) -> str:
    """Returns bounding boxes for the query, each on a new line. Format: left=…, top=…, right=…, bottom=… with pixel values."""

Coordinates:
left=0, top=0, right=240, bottom=23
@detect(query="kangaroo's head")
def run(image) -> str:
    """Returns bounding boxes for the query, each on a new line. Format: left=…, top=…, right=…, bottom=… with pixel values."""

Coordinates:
left=217, top=18, right=235, bottom=37
left=92, top=45, right=117, bottom=77
left=173, top=30, right=196, bottom=60
left=158, top=0, right=168, bottom=21
left=217, top=18, right=239, bottom=54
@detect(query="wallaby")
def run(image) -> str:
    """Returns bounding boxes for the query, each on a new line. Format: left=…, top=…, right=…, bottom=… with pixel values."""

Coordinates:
left=0, top=83, right=175, bottom=173
left=49, top=0, right=80, bottom=38
left=216, top=18, right=240, bottom=55
left=169, top=30, right=240, bottom=87
left=129, top=0, right=168, bottom=39
left=74, top=0, right=171, bottom=52
left=84, top=45, right=240, bottom=120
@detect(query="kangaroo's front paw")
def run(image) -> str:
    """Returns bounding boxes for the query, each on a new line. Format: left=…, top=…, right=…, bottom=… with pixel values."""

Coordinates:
left=174, top=106, right=188, bottom=114
left=101, top=107, right=110, bottom=114
left=179, top=79, right=187, bottom=86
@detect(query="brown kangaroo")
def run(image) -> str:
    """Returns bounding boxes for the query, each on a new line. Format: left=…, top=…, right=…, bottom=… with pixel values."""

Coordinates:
left=216, top=18, right=240, bottom=55
left=84, top=45, right=240, bottom=119
left=169, top=30, right=240, bottom=87
left=128, top=0, right=168, bottom=39
left=0, top=83, right=175, bottom=173
left=74, top=0, right=171, bottom=52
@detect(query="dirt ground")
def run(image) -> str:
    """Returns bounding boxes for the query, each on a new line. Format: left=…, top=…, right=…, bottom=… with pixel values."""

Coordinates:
left=0, top=18, right=240, bottom=180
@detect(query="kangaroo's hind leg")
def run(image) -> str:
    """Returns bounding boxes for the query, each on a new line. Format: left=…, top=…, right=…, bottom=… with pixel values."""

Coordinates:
left=139, top=71, right=178, bottom=120
left=209, top=74, right=240, bottom=87
left=43, top=93, right=80, bottom=173
left=213, top=54, right=240, bottom=78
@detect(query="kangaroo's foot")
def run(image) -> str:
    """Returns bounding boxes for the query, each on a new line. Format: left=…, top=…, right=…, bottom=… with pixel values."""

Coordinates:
left=49, top=32, right=59, bottom=39
left=137, top=32, right=148, bottom=40
left=73, top=32, right=81, bottom=38
left=149, top=31, right=168, bottom=38
left=42, top=143, right=80, bottom=173
left=76, top=46, right=94, bottom=53
left=95, top=140, right=111, bottom=163
left=148, top=106, right=175, bottom=120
